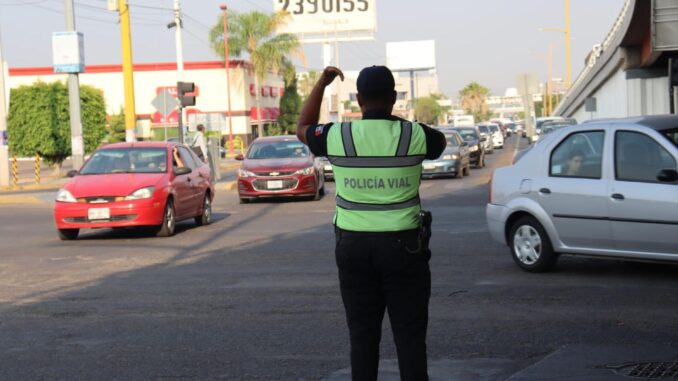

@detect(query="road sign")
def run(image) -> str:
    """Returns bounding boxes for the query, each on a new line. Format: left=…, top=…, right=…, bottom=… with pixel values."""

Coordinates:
left=151, top=89, right=178, bottom=118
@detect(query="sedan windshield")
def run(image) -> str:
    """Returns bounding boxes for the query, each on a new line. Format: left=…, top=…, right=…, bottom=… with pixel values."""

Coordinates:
left=248, top=140, right=310, bottom=159
left=456, top=129, right=479, bottom=141
left=80, top=147, right=168, bottom=174
left=445, top=135, right=460, bottom=146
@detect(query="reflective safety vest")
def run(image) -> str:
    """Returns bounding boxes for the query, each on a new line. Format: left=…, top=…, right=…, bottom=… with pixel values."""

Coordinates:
left=327, top=119, right=427, bottom=232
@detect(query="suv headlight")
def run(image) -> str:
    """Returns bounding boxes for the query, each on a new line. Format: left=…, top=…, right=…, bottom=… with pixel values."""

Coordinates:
left=238, top=169, right=256, bottom=177
left=294, top=166, right=314, bottom=175
left=124, top=186, right=155, bottom=200
left=55, top=189, right=77, bottom=203
left=469, top=145, right=479, bottom=152
left=442, top=154, right=459, bottom=160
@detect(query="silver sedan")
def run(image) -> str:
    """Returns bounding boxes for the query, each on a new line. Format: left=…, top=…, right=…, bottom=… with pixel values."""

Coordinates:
left=486, top=115, right=678, bottom=272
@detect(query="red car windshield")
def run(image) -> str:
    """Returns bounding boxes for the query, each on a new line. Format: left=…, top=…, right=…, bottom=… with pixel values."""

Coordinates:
left=247, top=141, right=310, bottom=159
left=80, top=148, right=168, bottom=175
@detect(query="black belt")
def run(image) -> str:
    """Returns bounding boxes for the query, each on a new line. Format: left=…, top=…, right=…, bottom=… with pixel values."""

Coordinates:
left=334, top=226, right=419, bottom=238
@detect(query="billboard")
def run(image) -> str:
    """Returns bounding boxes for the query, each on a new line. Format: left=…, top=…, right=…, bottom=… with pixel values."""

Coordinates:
left=386, top=40, right=436, bottom=71
left=273, top=0, right=376, bottom=36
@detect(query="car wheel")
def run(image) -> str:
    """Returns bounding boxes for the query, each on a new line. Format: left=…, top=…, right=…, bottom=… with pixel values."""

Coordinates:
left=58, top=228, right=79, bottom=241
left=509, top=216, right=558, bottom=272
left=156, top=199, right=176, bottom=237
left=195, top=194, right=212, bottom=226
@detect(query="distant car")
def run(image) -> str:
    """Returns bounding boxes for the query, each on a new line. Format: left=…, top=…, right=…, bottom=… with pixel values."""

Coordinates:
left=318, top=156, right=333, bottom=181
left=54, top=142, right=215, bottom=240
left=476, top=124, right=494, bottom=154
left=488, top=124, right=504, bottom=149
left=541, top=119, right=577, bottom=136
left=487, top=115, right=678, bottom=272
left=503, top=123, right=516, bottom=137
left=236, top=135, right=325, bottom=203
left=422, top=130, right=471, bottom=178
left=449, top=126, right=486, bottom=168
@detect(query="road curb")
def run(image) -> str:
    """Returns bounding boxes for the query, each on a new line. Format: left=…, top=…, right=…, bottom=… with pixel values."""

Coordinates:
left=0, top=182, right=64, bottom=193
left=219, top=163, right=241, bottom=171
left=0, top=195, right=43, bottom=204
left=217, top=181, right=237, bottom=191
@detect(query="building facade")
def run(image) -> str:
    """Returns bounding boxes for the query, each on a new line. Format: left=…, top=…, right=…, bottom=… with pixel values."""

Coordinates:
left=8, top=60, right=284, bottom=144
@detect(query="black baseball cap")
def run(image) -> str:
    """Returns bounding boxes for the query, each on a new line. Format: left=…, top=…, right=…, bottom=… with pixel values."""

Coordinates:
left=356, top=65, right=395, bottom=95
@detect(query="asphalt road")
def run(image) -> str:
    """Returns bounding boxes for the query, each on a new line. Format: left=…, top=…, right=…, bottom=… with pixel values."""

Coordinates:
left=0, top=135, right=677, bottom=380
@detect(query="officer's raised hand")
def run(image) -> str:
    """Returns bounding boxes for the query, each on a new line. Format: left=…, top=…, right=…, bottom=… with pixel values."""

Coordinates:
left=319, top=66, right=345, bottom=87
left=297, top=66, right=344, bottom=144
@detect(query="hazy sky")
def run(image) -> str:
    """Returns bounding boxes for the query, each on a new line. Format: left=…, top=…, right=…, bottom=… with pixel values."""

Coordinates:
left=0, top=0, right=625, bottom=98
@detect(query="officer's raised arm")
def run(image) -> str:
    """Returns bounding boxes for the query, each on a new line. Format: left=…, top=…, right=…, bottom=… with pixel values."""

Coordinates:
left=296, top=66, right=344, bottom=145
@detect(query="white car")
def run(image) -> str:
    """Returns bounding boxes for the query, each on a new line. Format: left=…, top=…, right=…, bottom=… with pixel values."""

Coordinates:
left=488, top=124, right=504, bottom=149
left=486, top=115, right=678, bottom=272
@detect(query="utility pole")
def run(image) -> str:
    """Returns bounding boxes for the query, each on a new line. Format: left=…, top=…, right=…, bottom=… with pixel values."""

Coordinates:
left=173, top=0, right=184, bottom=80
left=64, top=0, right=85, bottom=170
left=548, top=44, right=553, bottom=115
left=220, top=4, right=234, bottom=155
left=119, top=1, right=137, bottom=142
left=0, top=30, right=10, bottom=187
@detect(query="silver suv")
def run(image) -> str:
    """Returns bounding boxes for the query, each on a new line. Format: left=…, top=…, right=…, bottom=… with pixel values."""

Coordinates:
left=486, top=115, right=678, bottom=272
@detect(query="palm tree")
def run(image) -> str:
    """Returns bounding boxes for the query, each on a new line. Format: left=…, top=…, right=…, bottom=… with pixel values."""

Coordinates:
left=209, top=11, right=303, bottom=137
left=459, top=82, right=491, bottom=123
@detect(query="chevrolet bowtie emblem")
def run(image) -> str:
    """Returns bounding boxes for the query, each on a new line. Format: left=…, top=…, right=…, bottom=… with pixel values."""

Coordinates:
left=270, top=172, right=280, bottom=176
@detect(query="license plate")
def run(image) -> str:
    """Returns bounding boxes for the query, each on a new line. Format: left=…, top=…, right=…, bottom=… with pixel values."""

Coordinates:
left=423, top=163, right=436, bottom=170
left=268, top=180, right=283, bottom=189
left=88, top=207, right=110, bottom=221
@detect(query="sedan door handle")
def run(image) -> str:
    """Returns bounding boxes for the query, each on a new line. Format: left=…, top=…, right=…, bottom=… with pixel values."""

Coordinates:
left=539, top=188, right=551, bottom=194
left=611, top=193, right=625, bottom=200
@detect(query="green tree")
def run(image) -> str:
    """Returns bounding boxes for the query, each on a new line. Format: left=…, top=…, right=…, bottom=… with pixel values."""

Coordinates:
left=209, top=10, right=303, bottom=138
left=275, top=77, right=301, bottom=135
left=414, top=96, right=443, bottom=125
left=459, top=82, right=491, bottom=122
left=105, top=109, right=126, bottom=143
left=7, top=81, right=106, bottom=171
left=298, top=71, right=320, bottom=102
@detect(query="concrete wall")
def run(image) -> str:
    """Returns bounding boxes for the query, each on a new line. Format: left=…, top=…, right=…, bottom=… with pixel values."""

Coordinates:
left=571, top=69, right=627, bottom=122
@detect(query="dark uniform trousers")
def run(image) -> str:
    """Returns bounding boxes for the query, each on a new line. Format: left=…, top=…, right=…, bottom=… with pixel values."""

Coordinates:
left=335, top=227, right=431, bottom=381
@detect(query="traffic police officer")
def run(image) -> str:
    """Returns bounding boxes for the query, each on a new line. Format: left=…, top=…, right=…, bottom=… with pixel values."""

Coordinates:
left=297, top=66, right=446, bottom=381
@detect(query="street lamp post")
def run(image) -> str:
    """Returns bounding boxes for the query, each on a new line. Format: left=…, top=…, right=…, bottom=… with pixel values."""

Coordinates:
left=220, top=4, right=234, bottom=155
left=538, top=0, right=572, bottom=89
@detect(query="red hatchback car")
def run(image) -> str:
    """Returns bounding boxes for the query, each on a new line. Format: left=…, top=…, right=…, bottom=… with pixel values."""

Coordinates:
left=236, top=136, right=325, bottom=203
left=54, top=142, right=215, bottom=240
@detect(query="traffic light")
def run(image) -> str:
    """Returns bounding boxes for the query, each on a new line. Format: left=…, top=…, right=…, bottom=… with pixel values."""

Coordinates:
left=177, top=81, right=196, bottom=107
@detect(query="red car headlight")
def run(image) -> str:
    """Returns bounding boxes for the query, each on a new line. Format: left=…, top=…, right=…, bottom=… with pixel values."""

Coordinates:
left=294, top=166, right=314, bottom=175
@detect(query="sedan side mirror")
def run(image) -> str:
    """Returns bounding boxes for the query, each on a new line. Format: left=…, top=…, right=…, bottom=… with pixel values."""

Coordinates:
left=174, top=167, right=192, bottom=176
left=235, top=154, right=244, bottom=161
left=480, top=137, right=487, bottom=142
left=461, top=141, right=468, bottom=147
left=657, top=169, right=678, bottom=183
left=66, top=169, right=78, bottom=178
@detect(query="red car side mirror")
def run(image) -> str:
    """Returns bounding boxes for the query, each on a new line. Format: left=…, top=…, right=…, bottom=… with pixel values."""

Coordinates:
left=235, top=154, right=244, bottom=161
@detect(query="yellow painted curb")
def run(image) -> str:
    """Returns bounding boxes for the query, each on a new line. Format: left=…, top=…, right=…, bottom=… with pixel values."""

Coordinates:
left=219, top=162, right=241, bottom=171
left=218, top=181, right=237, bottom=191
left=0, top=195, right=43, bottom=205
